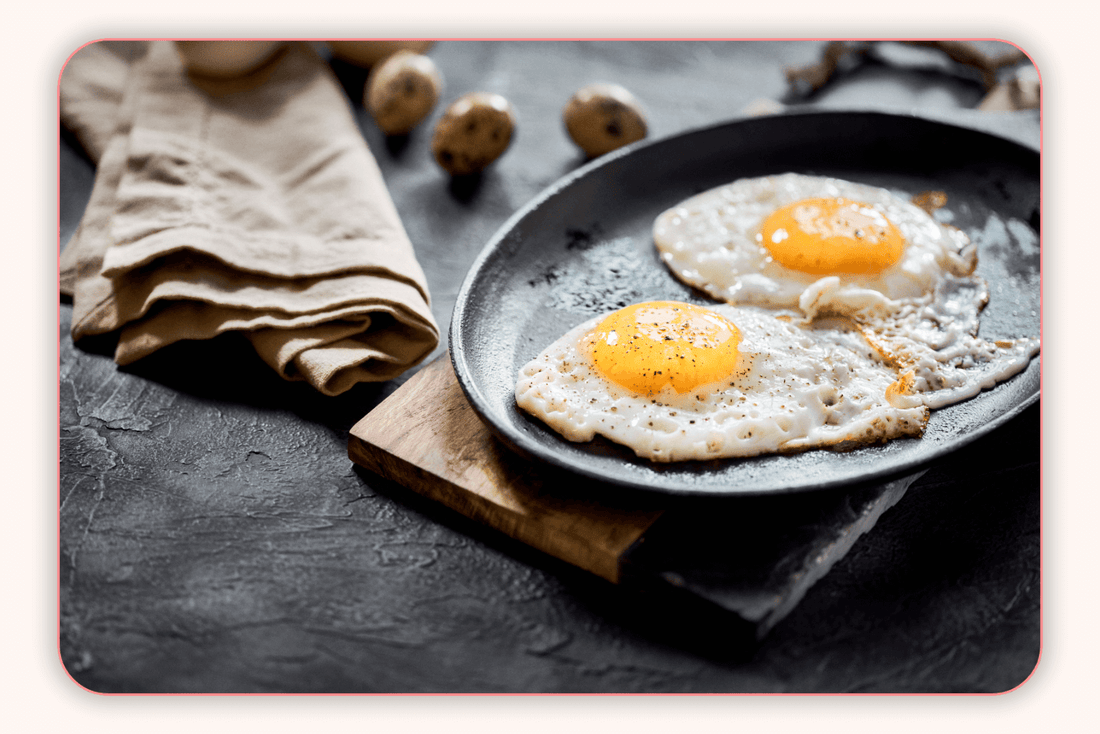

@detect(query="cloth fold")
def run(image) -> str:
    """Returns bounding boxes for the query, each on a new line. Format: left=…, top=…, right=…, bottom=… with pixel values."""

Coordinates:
left=60, top=40, right=440, bottom=395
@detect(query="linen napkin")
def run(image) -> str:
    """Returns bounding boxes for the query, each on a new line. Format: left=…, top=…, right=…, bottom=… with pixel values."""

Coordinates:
left=60, top=40, right=440, bottom=396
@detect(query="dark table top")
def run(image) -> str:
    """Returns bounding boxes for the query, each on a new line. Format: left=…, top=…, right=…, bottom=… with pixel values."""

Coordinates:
left=58, top=40, right=1040, bottom=694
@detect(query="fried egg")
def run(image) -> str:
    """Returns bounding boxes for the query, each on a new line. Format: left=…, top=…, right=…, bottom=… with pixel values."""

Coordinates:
left=515, top=301, right=928, bottom=462
left=653, top=172, right=1039, bottom=411
left=653, top=172, right=977, bottom=313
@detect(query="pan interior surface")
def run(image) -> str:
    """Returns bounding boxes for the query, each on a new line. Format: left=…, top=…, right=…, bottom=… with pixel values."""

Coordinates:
left=450, top=111, right=1040, bottom=497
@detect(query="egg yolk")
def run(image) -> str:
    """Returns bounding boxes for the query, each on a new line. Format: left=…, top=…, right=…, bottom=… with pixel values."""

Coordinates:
left=585, top=301, right=741, bottom=396
left=759, top=197, right=904, bottom=275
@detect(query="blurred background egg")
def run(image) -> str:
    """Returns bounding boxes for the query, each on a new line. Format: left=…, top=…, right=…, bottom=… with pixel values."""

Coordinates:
left=563, top=82, right=648, bottom=157
left=174, top=41, right=286, bottom=78
left=431, top=92, right=516, bottom=176
left=327, top=40, right=435, bottom=67
left=365, top=50, right=443, bottom=135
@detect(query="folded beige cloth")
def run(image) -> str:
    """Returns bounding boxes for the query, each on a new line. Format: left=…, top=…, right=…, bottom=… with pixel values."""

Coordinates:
left=60, top=40, right=440, bottom=396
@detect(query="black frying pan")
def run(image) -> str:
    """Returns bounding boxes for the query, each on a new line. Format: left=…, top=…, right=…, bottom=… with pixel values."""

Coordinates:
left=450, top=110, right=1040, bottom=497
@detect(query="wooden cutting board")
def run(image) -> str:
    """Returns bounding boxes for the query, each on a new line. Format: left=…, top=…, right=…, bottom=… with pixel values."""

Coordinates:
left=348, top=353, right=922, bottom=639
left=348, top=354, right=665, bottom=583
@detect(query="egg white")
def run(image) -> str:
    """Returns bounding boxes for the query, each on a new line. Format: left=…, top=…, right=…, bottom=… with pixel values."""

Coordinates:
left=807, top=274, right=1041, bottom=409
left=515, top=304, right=928, bottom=463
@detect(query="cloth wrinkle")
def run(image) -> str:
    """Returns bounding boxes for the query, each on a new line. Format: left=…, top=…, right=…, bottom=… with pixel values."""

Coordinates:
left=59, top=40, right=440, bottom=396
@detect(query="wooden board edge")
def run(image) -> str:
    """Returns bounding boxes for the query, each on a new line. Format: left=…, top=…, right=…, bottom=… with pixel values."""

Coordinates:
left=349, top=431, right=646, bottom=584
